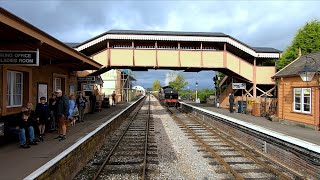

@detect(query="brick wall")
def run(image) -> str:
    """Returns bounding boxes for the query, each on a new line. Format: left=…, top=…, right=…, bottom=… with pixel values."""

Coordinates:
left=31, top=65, right=77, bottom=107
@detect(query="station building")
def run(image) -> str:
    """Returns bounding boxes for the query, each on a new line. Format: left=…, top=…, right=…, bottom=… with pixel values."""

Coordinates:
left=273, top=52, right=320, bottom=130
left=0, top=8, right=102, bottom=139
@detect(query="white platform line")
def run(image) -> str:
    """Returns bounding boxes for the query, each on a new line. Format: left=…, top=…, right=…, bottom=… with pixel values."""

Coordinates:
left=24, top=96, right=144, bottom=180
left=180, top=102, right=320, bottom=154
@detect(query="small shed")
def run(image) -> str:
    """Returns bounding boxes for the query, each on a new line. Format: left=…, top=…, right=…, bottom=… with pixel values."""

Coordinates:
left=273, top=52, right=320, bottom=130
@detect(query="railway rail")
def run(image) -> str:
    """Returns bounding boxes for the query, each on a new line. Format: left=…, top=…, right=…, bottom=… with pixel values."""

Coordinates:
left=91, top=95, right=154, bottom=179
left=166, top=107, right=303, bottom=179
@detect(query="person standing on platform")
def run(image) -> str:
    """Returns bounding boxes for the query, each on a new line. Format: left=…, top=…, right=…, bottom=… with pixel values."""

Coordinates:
left=76, top=92, right=87, bottom=122
left=89, top=91, right=96, bottom=114
left=229, top=92, right=234, bottom=113
left=68, top=95, right=76, bottom=120
left=54, top=89, right=69, bottom=141
left=112, top=91, right=116, bottom=106
left=35, top=97, right=49, bottom=141
left=48, top=94, right=57, bottom=132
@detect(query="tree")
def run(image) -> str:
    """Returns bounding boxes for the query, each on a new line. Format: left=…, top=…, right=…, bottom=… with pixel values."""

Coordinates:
left=168, top=73, right=188, bottom=91
left=198, top=88, right=215, bottom=103
left=276, top=20, right=320, bottom=70
left=152, top=80, right=161, bottom=91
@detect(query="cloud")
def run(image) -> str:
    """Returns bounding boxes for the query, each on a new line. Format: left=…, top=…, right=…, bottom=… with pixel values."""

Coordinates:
left=164, top=71, right=178, bottom=86
left=1, top=0, right=320, bottom=88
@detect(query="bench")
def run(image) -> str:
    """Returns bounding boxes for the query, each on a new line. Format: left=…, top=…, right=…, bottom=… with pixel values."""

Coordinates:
left=0, top=114, right=21, bottom=145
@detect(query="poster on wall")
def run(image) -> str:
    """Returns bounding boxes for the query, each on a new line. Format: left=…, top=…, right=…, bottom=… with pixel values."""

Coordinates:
left=38, top=83, right=48, bottom=103
left=70, top=85, right=75, bottom=95
left=82, top=83, right=94, bottom=91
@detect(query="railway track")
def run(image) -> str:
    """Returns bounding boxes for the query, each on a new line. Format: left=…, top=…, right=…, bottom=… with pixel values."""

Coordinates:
left=90, top=95, right=157, bottom=180
left=167, top=107, right=303, bottom=180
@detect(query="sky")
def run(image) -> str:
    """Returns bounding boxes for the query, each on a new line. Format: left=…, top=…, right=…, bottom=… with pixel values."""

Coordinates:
left=1, top=0, right=320, bottom=89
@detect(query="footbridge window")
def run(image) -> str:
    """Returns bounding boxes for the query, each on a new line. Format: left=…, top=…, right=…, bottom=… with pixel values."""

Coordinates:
left=293, top=88, right=311, bottom=113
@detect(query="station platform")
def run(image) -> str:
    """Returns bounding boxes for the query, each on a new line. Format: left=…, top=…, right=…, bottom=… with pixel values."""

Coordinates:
left=0, top=102, right=132, bottom=180
left=184, top=102, right=320, bottom=146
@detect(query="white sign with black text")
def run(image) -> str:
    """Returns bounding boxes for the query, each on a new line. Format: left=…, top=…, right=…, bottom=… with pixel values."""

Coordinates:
left=232, top=83, right=246, bottom=89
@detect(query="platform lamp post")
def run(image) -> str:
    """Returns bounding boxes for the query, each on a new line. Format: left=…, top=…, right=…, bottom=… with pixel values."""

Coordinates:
left=195, top=82, right=198, bottom=102
left=213, top=75, right=218, bottom=107
left=299, top=56, right=318, bottom=83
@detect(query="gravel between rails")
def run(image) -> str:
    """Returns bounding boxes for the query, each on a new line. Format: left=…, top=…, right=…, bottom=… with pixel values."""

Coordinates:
left=75, top=95, right=225, bottom=179
left=151, top=95, right=223, bottom=179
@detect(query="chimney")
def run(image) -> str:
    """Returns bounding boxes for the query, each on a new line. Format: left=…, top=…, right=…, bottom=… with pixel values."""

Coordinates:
left=298, top=47, right=302, bottom=57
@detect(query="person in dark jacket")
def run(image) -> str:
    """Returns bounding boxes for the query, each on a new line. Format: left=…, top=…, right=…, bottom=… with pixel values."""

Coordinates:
left=76, top=92, right=87, bottom=122
left=229, top=92, right=235, bottom=113
left=35, top=97, right=49, bottom=141
left=89, top=91, right=96, bottom=114
left=17, top=109, right=38, bottom=148
left=26, top=102, right=39, bottom=139
left=54, top=89, right=69, bottom=141
left=48, top=94, right=57, bottom=132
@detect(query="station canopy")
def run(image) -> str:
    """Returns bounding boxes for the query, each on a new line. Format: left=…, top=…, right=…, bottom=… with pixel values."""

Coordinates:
left=0, top=7, right=102, bottom=71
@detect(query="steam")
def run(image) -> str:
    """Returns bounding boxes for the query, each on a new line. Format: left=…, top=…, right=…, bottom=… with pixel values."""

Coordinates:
left=165, top=72, right=178, bottom=85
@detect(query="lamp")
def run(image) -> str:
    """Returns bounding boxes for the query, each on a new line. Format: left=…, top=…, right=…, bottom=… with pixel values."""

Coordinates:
left=299, top=56, right=318, bottom=82
left=195, top=82, right=198, bottom=102
left=213, top=75, right=218, bottom=107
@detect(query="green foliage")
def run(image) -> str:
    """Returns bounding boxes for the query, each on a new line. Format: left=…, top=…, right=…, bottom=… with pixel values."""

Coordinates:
left=198, top=88, right=214, bottom=103
left=168, top=73, right=188, bottom=91
left=179, top=89, right=193, bottom=100
left=214, top=72, right=225, bottom=87
left=179, top=88, right=214, bottom=103
left=277, top=19, right=320, bottom=70
left=151, top=80, right=161, bottom=91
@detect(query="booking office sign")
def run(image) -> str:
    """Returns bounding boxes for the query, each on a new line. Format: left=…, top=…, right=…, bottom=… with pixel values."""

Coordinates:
left=0, top=49, right=39, bottom=66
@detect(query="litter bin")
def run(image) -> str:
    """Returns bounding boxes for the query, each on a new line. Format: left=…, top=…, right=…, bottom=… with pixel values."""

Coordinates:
left=237, top=101, right=247, bottom=113
left=252, top=103, right=261, bottom=116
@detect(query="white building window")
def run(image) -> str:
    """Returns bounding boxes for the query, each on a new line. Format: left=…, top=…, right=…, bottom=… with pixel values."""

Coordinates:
left=294, top=88, right=311, bottom=113
left=6, top=71, right=23, bottom=107
left=55, top=78, right=61, bottom=90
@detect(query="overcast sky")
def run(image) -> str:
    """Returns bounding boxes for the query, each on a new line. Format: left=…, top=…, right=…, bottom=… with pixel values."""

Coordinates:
left=1, top=0, right=320, bottom=89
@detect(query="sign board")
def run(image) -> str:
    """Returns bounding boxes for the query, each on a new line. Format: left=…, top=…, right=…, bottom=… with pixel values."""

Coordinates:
left=69, top=85, right=75, bottom=95
left=0, top=50, right=39, bottom=66
left=82, top=84, right=94, bottom=91
left=247, top=100, right=255, bottom=106
left=77, top=76, right=95, bottom=81
left=232, top=83, right=246, bottom=89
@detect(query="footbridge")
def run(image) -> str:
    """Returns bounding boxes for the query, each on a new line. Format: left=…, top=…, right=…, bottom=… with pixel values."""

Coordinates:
left=72, top=30, right=281, bottom=99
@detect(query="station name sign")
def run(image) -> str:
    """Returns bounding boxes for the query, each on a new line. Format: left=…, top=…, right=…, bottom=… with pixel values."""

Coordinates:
left=232, top=83, right=246, bottom=89
left=0, top=50, right=39, bottom=66
left=77, top=76, right=95, bottom=81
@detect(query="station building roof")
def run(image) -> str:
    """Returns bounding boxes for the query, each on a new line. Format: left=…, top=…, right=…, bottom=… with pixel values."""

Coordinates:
left=0, top=7, right=102, bottom=71
left=273, top=52, right=320, bottom=78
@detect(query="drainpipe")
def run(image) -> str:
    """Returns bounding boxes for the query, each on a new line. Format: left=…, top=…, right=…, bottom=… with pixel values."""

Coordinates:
left=281, top=77, right=284, bottom=119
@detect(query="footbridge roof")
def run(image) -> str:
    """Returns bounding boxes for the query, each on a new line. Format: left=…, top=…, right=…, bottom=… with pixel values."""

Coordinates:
left=75, top=29, right=281, bottom=58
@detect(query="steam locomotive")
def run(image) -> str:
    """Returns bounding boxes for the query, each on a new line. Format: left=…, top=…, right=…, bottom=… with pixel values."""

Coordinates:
left=158, top=86, right=179, bottom=107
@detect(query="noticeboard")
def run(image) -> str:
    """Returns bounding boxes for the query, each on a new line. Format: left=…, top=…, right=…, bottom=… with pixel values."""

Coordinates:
left=77, top=76, right=95, bottom=81
left=232, top=83, right=246, bottom=89
left=0, top=50, right=39, bottom=66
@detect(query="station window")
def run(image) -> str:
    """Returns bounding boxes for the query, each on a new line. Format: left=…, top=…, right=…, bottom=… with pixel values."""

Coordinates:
left=6, top=71, right=23, bottom=107
left=293, top=88, right=311, bottom=113
left=55, top=78, right=62, bottom=90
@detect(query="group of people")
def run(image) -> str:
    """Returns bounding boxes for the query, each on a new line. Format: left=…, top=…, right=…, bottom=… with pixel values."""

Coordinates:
left=16, top=90, right=88, bottom=148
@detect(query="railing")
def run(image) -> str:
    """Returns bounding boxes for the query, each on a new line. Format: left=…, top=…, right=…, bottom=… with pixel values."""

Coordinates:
left=110, top=45, right=219, bottom=50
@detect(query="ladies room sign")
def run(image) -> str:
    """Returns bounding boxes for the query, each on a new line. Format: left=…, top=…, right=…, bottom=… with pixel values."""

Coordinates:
left=0, top=49, right=39, bottom=66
